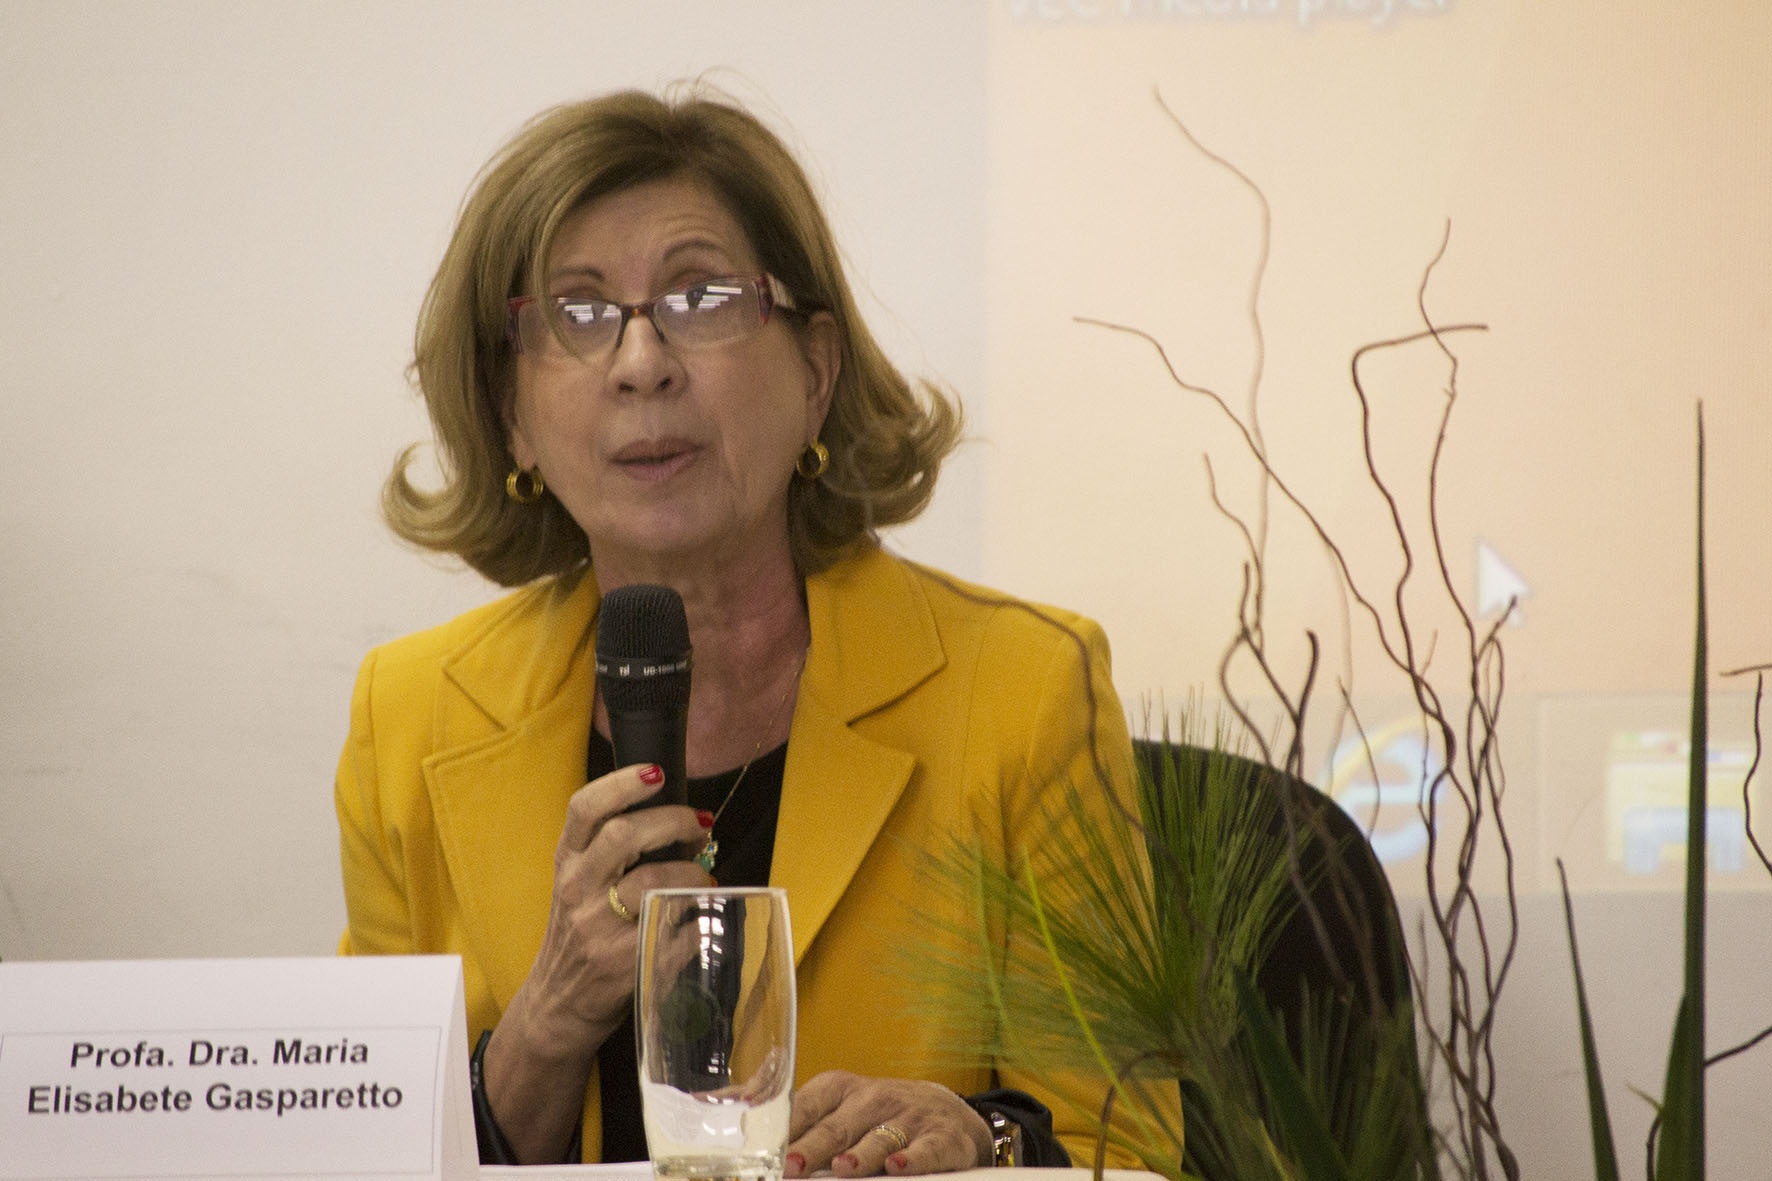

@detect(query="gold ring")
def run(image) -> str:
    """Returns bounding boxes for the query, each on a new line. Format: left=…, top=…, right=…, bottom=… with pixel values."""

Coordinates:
left=871, top=1124, right=910, bottom=1153
left=607, top=885, right=636, bottom=923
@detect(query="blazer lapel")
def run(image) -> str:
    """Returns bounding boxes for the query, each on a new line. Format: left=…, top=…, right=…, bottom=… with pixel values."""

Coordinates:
left=412, top=552, right=940, bottom=996
left=774, top=550, right=943, bottom=966
left=423, top=575, right=600, bottom=1013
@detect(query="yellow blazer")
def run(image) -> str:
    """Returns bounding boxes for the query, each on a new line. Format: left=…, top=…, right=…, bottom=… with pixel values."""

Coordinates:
left=336, top=546, right=1167, bottom=1162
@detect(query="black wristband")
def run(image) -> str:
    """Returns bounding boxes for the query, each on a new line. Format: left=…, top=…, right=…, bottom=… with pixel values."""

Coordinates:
left=963, top=1088, right=1069, bottom=1168
left=470, top=1028, right=587, bottom=1165
left=471, top=1029, right=519, bottom=1165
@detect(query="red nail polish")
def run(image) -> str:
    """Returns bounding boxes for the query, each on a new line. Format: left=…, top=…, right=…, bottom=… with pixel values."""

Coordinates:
left=785, top=1153, right=806, bottom=1174
left=835, top=1154, right=858, bottom=1171
left=888, top=1153, right=909, bottom=1172
left=639, top=764, right=664, bottom=786
left=696, top=809, right=716, bottom=828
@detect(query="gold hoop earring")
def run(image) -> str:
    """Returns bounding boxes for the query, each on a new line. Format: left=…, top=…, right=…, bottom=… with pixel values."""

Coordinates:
left=796, top=440, right=829, bottom=480
left=505, top=466, right=545, bottom=503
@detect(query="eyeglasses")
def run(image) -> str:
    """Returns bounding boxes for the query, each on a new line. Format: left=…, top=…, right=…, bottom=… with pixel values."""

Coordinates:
left=506, top=274, right=798, bottom=361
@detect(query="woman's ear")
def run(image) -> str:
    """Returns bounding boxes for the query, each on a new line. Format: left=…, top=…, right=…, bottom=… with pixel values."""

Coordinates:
left=798, top=310, right=841, bottom=437
left=502, top=384, right=537, bottom=471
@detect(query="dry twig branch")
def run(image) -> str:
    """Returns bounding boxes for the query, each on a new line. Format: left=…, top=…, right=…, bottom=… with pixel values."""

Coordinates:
left=1079, top=98, right=1522, bottom=1180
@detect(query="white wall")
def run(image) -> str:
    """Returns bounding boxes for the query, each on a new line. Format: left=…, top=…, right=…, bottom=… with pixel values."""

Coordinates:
left=0, top=0, right=990, bottom=964
left=3, top=2, right=1769, bottom=1175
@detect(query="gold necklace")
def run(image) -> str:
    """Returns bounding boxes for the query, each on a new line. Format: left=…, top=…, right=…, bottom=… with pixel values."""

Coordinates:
left=695, top=651, right=806, bottom=874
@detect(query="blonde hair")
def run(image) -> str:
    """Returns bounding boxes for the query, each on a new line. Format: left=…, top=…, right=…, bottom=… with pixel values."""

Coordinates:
left=384, top=88, right=961, bottom=585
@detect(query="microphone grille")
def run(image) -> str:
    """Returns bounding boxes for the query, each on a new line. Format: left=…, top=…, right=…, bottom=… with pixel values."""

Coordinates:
left=595, top=584, right=692, bottom=712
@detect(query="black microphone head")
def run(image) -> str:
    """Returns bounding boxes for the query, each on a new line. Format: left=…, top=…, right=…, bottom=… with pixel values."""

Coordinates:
left=595, top=584, right=692, bottom=713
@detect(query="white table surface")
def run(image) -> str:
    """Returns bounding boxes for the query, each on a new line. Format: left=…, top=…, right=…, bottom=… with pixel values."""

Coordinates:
left=478, top=1163, right=1162, bottom=1170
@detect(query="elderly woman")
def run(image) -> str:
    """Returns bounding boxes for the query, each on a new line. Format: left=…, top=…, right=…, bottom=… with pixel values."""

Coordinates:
left=335, top=88, right=1155, bottom=1171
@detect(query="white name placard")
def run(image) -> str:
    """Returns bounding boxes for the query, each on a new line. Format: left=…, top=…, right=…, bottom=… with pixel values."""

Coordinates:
left=0, top=956, right=473, bottom=1180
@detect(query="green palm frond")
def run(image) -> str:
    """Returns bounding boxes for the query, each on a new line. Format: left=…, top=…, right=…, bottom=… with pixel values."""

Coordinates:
left=1557, top=859, right=1621, bottom=1181
left=1236, top=969, right=1349, bottom=1181
left=1656, top=406, right=1709, bottom=1181
left=906, top=715, right=1436, bottom=1180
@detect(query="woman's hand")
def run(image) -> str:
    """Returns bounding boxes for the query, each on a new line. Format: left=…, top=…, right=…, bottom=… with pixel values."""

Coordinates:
left=784, top=1071, right=992, bottom=1177
left=519, top=763, right=714, bottom=1046
left=484, top=764, right=713, bottom=1162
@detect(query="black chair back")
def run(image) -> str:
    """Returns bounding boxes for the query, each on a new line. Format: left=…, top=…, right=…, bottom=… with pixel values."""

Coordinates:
left=1133, top=740, right=1419, bottom=1175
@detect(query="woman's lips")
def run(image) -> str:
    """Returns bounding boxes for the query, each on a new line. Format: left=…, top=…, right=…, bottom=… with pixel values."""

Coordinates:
left=611, top=440, right=699, bottom=482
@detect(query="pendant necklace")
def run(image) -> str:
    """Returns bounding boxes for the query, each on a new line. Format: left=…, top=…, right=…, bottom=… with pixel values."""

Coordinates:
left=695, top=650, right=806, bottom=874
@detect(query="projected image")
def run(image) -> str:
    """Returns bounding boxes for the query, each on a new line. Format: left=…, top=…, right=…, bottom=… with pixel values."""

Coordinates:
left=1321, top=717, right=1446, bottom=868
left=1532, top=694, right=1766, bottom=892
left=979, top=2, right=1771, bottom=896
left=1605, top=732, right=1761, bottom=879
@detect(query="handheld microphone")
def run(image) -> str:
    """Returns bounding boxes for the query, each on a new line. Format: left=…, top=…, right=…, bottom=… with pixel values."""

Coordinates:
left=595, top=584, right=692, bottom=864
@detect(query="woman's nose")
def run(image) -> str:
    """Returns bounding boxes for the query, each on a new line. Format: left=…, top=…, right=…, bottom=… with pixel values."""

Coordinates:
left=607, top=310, right=680, bottom=395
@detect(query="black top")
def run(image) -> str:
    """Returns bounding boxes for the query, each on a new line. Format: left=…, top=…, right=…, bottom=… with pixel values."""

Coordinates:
left=590, top=728, right=786, bottom=1162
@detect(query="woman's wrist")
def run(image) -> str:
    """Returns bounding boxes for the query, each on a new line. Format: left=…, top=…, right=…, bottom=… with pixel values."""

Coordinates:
left=498, top=976, right=610, bottom=1072
left=962, top=1089, right=1065, bottom=1168
left=479, top=989, right=603, bottom=1164
left=471, top=1029, right=519, bottom=1164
